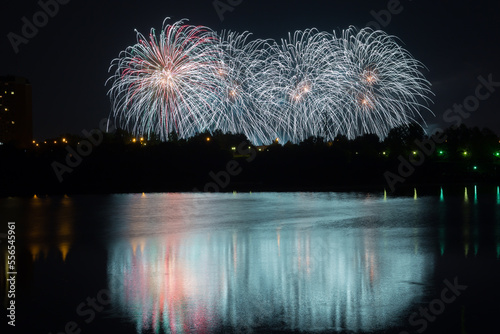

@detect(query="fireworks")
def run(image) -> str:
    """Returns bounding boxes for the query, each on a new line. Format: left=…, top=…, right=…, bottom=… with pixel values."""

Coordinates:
left=331, top=27, right=433, bottom=140
left=107, top=19, right=224, bottom=141
left=211, top=31, right=274, bottom=144
left=108, top=19, right=433, bottom=144
left=255, top=29, right=344, bottom=143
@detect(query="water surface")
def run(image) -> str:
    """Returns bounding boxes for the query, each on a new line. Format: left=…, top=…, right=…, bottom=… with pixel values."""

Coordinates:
left=2, top=189, right=499, bottom=333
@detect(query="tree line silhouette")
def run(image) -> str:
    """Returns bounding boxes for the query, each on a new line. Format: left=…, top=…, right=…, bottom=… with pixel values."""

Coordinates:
left=1, top=124, right=499, bottom=196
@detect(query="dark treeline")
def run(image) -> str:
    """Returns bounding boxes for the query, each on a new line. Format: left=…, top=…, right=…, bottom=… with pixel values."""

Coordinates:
left=1, top=124, right=499, bottom=196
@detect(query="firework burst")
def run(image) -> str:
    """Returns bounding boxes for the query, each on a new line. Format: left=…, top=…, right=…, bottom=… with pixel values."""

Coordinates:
left=212, top=31, right=274, bottom=144
left=108, top=20, right=433, bottom=144
left=107, top=18, right=224, bottom=141
left=254, top=29, right=344, bottom=143
left=331, top=27, right=433, bottom=139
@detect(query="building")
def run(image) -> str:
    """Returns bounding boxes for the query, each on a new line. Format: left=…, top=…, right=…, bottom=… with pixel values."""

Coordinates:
left=0, top=76, right=33, bottom=148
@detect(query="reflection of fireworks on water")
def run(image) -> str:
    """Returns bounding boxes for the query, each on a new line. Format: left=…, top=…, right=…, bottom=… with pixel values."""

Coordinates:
left=108, top=19, right=433, bottom=144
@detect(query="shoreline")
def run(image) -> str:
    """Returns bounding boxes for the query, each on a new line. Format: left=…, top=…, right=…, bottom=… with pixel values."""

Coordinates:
left=2, top=181, right=498, bottom=198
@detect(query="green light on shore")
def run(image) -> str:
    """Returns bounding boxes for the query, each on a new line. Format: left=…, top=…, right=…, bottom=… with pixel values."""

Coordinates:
left=473, top=166, right=477, bottom=170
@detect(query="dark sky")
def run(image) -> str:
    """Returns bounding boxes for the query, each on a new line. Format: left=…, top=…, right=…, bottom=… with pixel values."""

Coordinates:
left=1, top=0, right=499, bottom=140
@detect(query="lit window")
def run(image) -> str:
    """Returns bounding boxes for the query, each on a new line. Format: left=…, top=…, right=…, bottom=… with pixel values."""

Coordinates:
left=4, top=108, right=8, bottom=111
left=11, top=91, right=14, bottom=95
left=11, top=121, right=15, bottom=124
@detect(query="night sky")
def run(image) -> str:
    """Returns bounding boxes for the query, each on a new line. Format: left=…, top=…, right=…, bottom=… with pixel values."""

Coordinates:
left=1, top=0, right=499, bottom=140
